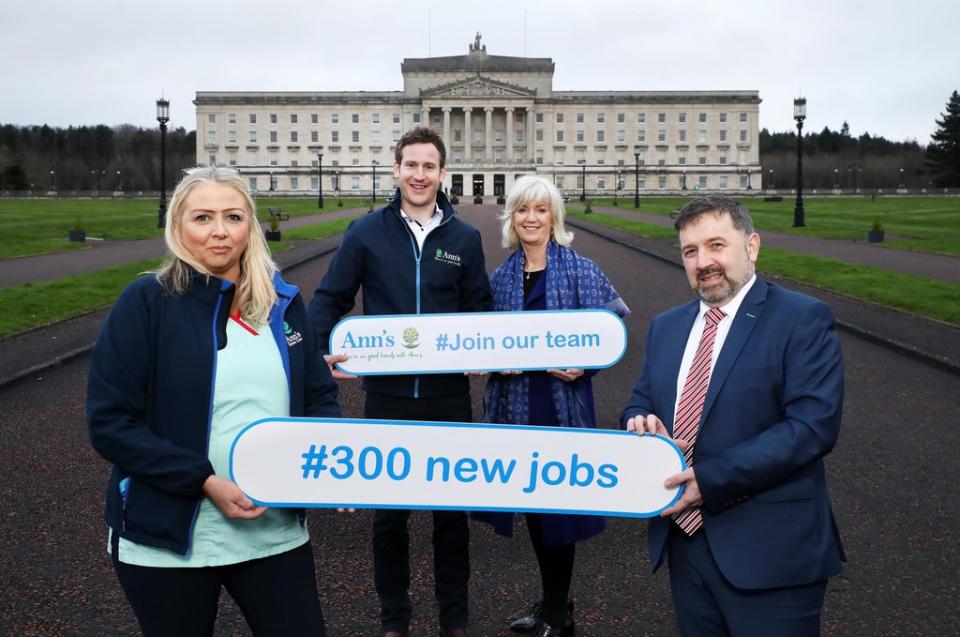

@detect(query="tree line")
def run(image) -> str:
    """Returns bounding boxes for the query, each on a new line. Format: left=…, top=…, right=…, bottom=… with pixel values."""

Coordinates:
left=0, top=124, right=195, bottom=192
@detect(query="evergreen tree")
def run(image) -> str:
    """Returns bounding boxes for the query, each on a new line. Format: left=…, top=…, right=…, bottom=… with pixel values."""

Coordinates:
left=926, top=90, right=960, bottom=187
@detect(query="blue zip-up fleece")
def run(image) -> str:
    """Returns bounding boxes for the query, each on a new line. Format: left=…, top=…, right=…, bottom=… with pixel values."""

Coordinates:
left=309, top=189, right=492, bottom=398
left=87, top=269, right=340, bottom=556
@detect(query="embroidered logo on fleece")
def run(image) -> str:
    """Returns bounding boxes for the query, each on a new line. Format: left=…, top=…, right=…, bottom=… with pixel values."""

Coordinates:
left=284, top=321, right=303, bottom=346
left=434, top=248, right=462, bottom=267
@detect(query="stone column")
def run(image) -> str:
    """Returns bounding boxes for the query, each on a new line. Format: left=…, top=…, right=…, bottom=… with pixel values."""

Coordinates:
left=526, top=107, right=536, bottom=162
left=421, top=107, right=430, bottom=128
left=442, top=107, right=451, bottom=148
left=483, top=107, right=494, bottom=161
left=463, top=107, right=473, bottom=161
left=505, top=107, right=515, bottom=162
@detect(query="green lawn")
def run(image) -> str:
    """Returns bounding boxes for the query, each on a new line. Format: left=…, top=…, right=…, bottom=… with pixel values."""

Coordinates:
left=0, top=197, right=369, bottom=259
left=580, top=196, right=960, bottom=257
left=569, top=208, right=960, bottom=326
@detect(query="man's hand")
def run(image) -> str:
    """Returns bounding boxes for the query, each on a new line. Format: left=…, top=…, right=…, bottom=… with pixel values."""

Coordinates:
left=625, top=414, right=690, bottom=452
left=547, top=368, right=584, bottom=382
left=203, top=475, right=267, bottom=519
left=324, top=353, right=358, bottom=380
left=660, top=468, right=702, bottom=516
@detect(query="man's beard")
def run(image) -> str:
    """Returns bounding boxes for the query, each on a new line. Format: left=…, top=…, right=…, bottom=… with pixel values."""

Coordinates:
left=694, top=265, right=751, bottom=306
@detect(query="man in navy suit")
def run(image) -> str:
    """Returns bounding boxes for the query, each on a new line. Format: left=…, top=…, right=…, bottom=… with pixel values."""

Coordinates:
left=621, top=195, right=845, bottom=636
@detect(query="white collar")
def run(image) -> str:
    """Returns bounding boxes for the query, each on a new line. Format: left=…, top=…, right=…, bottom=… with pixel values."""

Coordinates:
left=698, top=273, right=757, bottom=321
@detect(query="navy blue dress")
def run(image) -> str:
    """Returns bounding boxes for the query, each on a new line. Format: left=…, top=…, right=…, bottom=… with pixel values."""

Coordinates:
left=473, top=267, right=605, bottom=547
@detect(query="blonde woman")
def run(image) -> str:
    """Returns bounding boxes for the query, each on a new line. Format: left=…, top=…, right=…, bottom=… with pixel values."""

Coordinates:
left=476, top=176, right=629, bottom=637
left=87, top=167, right=339, bottom=636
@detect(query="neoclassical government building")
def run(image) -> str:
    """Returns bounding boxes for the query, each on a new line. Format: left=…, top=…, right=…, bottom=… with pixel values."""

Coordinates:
left=194, top=36, right=761, bottom=197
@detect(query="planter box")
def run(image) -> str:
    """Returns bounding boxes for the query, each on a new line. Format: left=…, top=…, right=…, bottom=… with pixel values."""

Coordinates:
left=265, top=230, right=282, bottom=242
left=473, top=196, right=483, bottom=204
left=867, top=229, right=885, bottom=243
left=68, top=229, right=86, bottom=242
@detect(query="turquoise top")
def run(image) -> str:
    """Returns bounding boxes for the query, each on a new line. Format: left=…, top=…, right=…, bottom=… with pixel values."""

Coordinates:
left=116, top=316, right=308, bottom=567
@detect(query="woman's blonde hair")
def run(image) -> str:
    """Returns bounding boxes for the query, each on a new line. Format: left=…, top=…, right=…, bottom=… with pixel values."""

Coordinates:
left=499, top=175, right=574, bottom=249
left=156, top=166, right=278, bottom=324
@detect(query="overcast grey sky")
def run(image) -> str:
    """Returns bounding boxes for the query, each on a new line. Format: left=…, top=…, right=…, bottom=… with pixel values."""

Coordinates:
left=2, top=0, right=956, bottom=143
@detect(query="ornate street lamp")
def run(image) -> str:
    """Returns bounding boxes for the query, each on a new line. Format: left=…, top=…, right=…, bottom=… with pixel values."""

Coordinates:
left=745, top=167, right=752, bottom=190
left=156, top=98, right=170, bottom=228
left=633, top=144, right=642, bottom=208
left=768, top=168, right=774, bottom=190
left=580, top=163, right=586, bottom=201
left=317, top=147, right=324, bottom=208
left=49, top=170, right=55, bottom=190
left=371, top=160, right=379, bottom=204
left=792, top=97, right=806, bottom=228
left=116, top=170, right=121, bottom=192
left=682, top=168, right=688, bottom=191
left=899, top=168, right=904, bottom=189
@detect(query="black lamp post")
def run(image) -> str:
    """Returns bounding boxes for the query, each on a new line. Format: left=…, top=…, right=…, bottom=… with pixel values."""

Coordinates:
left=116, top=170, right=121, bottom=192
left=633, top=144, right=641, bottom=208
left=768, top=168, right=774, bottom=190
left=156, top=98, right=170, bottom=228
left=898, top=168, right=904, bottom=189
left=49, top=170, right=55, bottom=190
left=792, top=97, right=806, bottom=228
left=317, top=147, right=324, bottom=208
left=579, top=163, right=586, bottom=201
left=371, top=160, right=378, bottom=203
left=745, top=167, right=752, bottom=190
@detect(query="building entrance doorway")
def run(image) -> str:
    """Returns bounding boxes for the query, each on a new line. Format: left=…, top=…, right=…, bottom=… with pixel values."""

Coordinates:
left=472, top=174, right=484, bottom=196
left=493, top=174, right=505, bottom=197
left=451, top=174, right=463, bottom=196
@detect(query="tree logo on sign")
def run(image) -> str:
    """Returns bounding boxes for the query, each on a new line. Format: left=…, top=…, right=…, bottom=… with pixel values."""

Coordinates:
left=402, top=327, right=420, bottom=349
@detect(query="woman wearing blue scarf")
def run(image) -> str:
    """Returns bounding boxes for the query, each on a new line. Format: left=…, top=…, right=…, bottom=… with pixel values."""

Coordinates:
left=477, top=176, right=629, bottom=637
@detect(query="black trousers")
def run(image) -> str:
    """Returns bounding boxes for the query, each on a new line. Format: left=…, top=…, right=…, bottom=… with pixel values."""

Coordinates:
left=112, top=539, right=325, bottom=637
left=365, top=392, right=472, bottom=632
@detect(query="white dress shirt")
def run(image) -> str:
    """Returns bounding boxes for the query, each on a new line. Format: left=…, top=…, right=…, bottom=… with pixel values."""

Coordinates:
left=400, top=205, right=443, bottom=252
left=673, top=274, right=758, bottom=419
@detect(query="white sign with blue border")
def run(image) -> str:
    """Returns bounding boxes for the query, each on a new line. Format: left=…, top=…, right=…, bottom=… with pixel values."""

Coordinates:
left=230, top=418, right=685, bottom=518
left=329, top=310, right=627, bottom=375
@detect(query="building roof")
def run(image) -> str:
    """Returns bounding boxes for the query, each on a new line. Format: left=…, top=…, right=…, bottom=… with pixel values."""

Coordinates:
left=402, top=53, right=555, bottom=74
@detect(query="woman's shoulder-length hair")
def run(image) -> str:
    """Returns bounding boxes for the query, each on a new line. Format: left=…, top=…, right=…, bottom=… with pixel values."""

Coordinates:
left=499, top=175, right=574, bottom=250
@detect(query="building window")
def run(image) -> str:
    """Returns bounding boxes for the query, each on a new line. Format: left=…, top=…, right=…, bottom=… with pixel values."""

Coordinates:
left=658, top=113, right=666, bottom=123
left=658, top=175, right=667, bottom=189
left=699, top=130, right=708, bottom=144
left=249, top=113, right=257, bottom=124
left=291, top=160, right=298, bottom=167
left=331, top=113, right=339, bottom=124
left=352, top=131, right=360, bottom=143
left=393, top=113, right=400, bottom=124
left=597, top=112, right=605, bottom=123
left=637, top=130, right=646, bottom=142
left=658, top=158, right=666, bottom=166
left=638, top=178, right=646, bottom=189
left=331, top=131, right=339, bottom=143
left=638, top=113, right=646, bottom=123
left=412, top=112, right=421, bottom=123
left=311, top=177, right=319, bottom=190
left=290, top=114, right=298, bottom=124
left=351, top=177, right=359, bottom=190
left=699, top=113, right=707, bottom=123
left=269, top=131, right=277, bottom=143
left=556, top=177, right=565, bottom=188
left=740, top=112, right=748, bottom=122
left=474, top=130, right=483, bottom=143
left=720, top=130, right=728, bottom=142
left=597, top=178, right=606, bottom=189
left=719, top=176, right=728, bottom=189
left=678, top=112, right=686, bottom=123
left=227, top=130, right=237, bottom=144
left=206, top=131, right=217, bottom=144
left=495, top=130, right=504, bottom=142
left=616, top=130, right=625, bottom=142
left=658, top=130, right=666, bottom=142
left=617, top=112, right=625, bottom=123
left=596, top=130, right=605, bottom=142
left=208, top=113, right=216, bottom=124
left=311, top=131, right=319, bottom=143
left=269, top=113, right=277, bottom=124
left=699, top=155, right=707, bottom=165
left=576, top=112, right=584, bottom=123
left=719, top=112, right=727, bottom=123
left=699, top=176, right=708, bottom=188
left=372, top=113, right=380, bottom=124
left=556, top=113, right=564, bottom=123
left=227, top=113, right=236, bottom=124
left=372, top=131, right=380, bottom=143
left=556, top=130, right=564, bottom=142
left=740, top=175, right=749, bottom=188
left=351, top=113, right=359, bottom=124
left=249, top=131, right=257, bottom=143
left=679, top=156, right=687, bottom=165
left=719, top=155, right=727, bottom=164
left=249, top=177, right=257, bottom=191
left=740, top=129, right=748, bottom=142
left=536, top=113, right=544, bottom=123
left=290, top=177, right=298, bottom=190
left=576, top=130, right=584, bottom=143
left=678, top=130, right=686, bottom=142
left=536, top=129, right=544, bottom=142
left=597, top=158, right=605, bottom=165
left=247, top=152, right=257, bottom=166
left=393, top=130, right=401, bottom=142
left=290, top=131, right=298, bottom=143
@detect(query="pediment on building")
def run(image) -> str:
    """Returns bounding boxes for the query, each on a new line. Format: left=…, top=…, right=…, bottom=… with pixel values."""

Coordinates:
left=421, top=75, right=536, bottom=98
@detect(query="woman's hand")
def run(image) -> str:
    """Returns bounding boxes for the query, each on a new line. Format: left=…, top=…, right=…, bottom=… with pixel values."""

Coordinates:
left=324, top=353, right=358, bottom=380
left=547, top=368, right=584, bottom=382
left=202, top=475, right=267, bottom=519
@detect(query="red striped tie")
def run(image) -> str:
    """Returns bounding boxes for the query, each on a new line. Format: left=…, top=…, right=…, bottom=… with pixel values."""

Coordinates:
left=672, top=306, right=726, bottom=535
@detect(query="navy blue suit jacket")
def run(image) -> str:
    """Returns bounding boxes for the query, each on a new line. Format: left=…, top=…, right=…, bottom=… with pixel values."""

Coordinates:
left=621, top=279, right=845, bottom=590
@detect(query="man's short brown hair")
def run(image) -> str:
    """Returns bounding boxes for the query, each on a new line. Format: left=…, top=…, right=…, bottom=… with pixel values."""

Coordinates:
left=394, top=126, right=446, bottom=168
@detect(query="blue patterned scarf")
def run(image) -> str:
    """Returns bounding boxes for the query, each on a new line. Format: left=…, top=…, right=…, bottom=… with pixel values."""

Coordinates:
left=483, top=241, right=629, bottom=428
